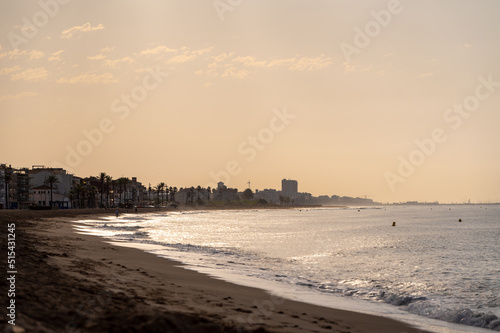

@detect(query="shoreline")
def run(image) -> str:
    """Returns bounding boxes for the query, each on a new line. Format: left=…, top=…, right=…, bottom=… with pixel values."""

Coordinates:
left=0, top=209, right=432, bottom=332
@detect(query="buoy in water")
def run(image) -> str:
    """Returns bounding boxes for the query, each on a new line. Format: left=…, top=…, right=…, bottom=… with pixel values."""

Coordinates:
left=392, top=221, right=396, bottom=226
left=459, top=219, right=462, bottom=222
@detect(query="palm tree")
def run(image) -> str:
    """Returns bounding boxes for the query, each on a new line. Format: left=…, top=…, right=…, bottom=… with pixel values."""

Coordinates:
left=189, top=187, right=195, bottom=204
left=117, top=177, right=129, bottom=206
left=172, top=187, right=178, bottom=202
left=196, top=186, right=202, bottom=201
left=105, top=175, right=113, bottom=207
left=168, top=187, right=173, bottom=202
left=44, top=175, right=60, bottom=208
left=165, top=185, right=170, bottom=204
left=207, top=186, right=211, bottom=201
left=154, top=183, right=165, bottom=207
left=98, top=172, right=107, bottom=207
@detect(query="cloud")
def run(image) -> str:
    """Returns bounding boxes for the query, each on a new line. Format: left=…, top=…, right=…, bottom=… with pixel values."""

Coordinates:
left=29, top=50, right=45, bottom=60
left=105, top=57, right=134, bottom=69
left=139, top=45, right=177, bottom=56
left=232, top=56, right=267, bottom=68
left=0, top=92, right=39, bottom=102
left=212, top=53, right=233, bottom=63
left=221, top=67, right=250, bottom=79
left=57, top=72, right=117, bottom=84
left=87, top=46, right=115, bottom=60
left=3, top=49, right=45, bottom=61
left=418, top=72, right=434, bottom=78
left=166, top=53, right=197, bottom=64
left=192, top=46, right=214, bottom=56
left=266, top=58, right=296, bottom=68
left=464, top=43, right=472, bottom=48
left=48, top=50, right=64, bottom=62
left=288, top=56, right=332, bottom=71
left=0, top=66, right=22, bottom=75
left=342, top=62, right=373, bottom=73
left=11, top=67, right=48, bottom=82
left=87, top=54, right=106, bottom=60
left=61, top=23, right=105, bottom=39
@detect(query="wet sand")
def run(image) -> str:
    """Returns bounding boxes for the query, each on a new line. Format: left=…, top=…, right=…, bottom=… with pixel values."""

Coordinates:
left=0, top=209, right=432, bottom=332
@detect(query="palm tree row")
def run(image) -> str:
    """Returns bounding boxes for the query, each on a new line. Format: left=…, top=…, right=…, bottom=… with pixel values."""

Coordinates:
left=152, top=183, right=179, bottom=206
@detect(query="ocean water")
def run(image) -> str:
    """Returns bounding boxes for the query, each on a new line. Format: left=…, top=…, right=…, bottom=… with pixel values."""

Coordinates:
left=76, top=205, right=500, bottom=332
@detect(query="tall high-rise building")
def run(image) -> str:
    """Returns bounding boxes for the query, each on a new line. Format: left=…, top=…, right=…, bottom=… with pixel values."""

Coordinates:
left=281, top=179, right=298, bottom=196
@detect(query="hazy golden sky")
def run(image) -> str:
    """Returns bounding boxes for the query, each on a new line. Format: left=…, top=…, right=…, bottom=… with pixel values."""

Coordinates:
left=1, top=0, right=499, bottom=203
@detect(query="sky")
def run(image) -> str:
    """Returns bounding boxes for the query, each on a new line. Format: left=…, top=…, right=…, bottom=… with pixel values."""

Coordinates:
left=1, top=0, right=500, bottom=204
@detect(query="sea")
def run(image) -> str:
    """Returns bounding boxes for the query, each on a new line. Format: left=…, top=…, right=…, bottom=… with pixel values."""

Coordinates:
left=76, top=205, right=500, bottom=333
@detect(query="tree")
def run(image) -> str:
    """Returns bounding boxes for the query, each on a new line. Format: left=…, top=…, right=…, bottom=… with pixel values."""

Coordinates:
left=105, top=175, right=113, bottom=207
left=196, top=185, right=202, bottom=201
left=207, top=186, right=211, bottom=201
left=172, top=187, right=178, bottom=202
left=242, top=188, right=254, bottom=200
left=168, top=187, right=173, bottom=202
left=117, top=177, right=130, bottom=206
left=190, top=187, right=195, bottom=204
left=98, top=172, right=107, bottom=207
left=73, top=183, right=86, bottom=208
left=154, top=183, right=164, bottom=207
left=44, top=175, right=60, bottom=208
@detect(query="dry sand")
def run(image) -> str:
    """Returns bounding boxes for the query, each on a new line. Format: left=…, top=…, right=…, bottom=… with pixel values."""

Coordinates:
left=0, top=209, right=433, bottom=333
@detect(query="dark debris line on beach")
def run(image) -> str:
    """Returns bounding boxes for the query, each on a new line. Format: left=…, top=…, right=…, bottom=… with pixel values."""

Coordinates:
left=0, top=215, right=263, bottom=333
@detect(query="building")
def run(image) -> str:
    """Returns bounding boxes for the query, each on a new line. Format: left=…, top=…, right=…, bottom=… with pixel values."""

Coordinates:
left=281, top=179, right=298, bottom=197
left=0, top=165, right=31, bottom=209
left=126, top=177, right=148, bottom=206
left=29, top=166, right=74, bottom=208
left=175, top=187, right=210, bottom=205
left=212, top=182, right=238, bottom=202
left=255, top=189, right=280, bottom=204
left=0, top=164, right=13, bottom=209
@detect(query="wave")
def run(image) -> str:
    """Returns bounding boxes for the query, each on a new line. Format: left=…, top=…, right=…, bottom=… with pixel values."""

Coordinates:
left=407, top=303, right=500, bottom=331
left=296, top=280, right=500, bottom=331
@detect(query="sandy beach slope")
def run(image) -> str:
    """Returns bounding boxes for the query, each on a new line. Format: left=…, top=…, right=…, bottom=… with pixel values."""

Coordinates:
left=0, top=209, right=433, bottom=333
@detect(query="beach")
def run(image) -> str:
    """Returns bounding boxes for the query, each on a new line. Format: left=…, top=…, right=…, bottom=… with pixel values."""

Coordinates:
left=0, top=209, right=432, bottom=333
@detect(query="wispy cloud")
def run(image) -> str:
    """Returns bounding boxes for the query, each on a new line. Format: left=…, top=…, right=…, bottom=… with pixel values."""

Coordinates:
left=57, top=72, right=117, bottom=84
left=2, top=49, right=45, bottom=61
left=221, top=67, right=250, bottom=79
left=0, top=92, right=39, bottom=102
left=0, top=66, right=22, bottom=75
left=166, top=53, right=197, bottom=64
left=139, top=45, right=177, bottom=56
left=48, top=50, right=64, bottom=62
left=418, top=72, right=434, bottom=78
left=212, top=53, right=233, bottom=63
left=11, top=67, right=48, bottom=82
left=288, top=56, right=332, bottom=71
left=61, top=23, right=105, bottom=39
left=87, top=46, right=115, bottom=60
left=105, top=56, right=134, bottom=68
left=266, top=58, right=295, bottom=68
left=232, top=56, right=267, bottom=68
